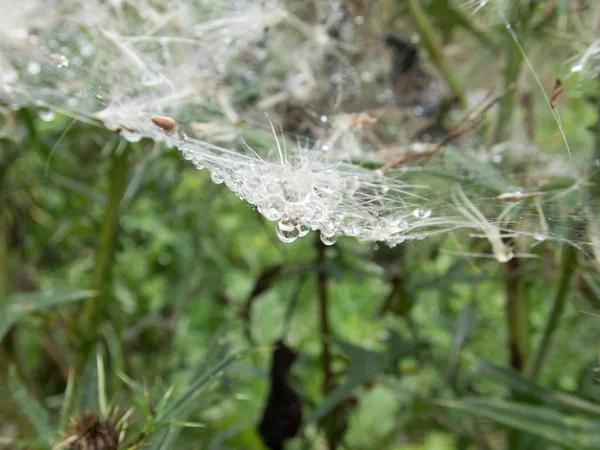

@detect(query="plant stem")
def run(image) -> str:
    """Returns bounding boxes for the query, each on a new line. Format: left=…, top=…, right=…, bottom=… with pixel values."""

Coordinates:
left=315, top=234, right=334, bottom=449
left=586, top=92, right=600, bottom=264
left=504, top=258, right=530, bottom=373
left=527, top=243, right=577, bottom=379
left=0, top=187, right=9, bottom=304
left=504, top=256, right=530, bottom=450
left=406, top=0, right=467, bottom=109
left=0, top=143, right=25, bottom=383
left=494, top=40, right=522, bottom=141
left=73, top=139, right=129, bottom=407
left=494, top=5, right=533, bottom=142
left=80, top=140, right=129, bottom=341
left=0, top=167, right=12, bottom=367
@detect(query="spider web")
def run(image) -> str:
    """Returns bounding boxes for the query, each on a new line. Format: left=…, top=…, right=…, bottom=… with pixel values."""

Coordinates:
left=0, top=0, right=598, bottom=262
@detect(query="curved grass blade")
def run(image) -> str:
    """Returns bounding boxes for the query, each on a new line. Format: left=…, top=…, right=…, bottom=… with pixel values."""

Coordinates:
left=474, top=358, right=600, bottom=416
left=0, top=289, right=95, bottom=342
left=446, top=398, right=600, bottom=449
left=8, top=368, right=58, bottom=446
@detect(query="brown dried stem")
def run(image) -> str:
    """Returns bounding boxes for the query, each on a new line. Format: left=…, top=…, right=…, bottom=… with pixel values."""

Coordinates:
left=380, top=89, right=507, bottom=173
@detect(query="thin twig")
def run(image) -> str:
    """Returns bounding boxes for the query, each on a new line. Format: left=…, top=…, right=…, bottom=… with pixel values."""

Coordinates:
left=381, top=90, right=506, bottom=172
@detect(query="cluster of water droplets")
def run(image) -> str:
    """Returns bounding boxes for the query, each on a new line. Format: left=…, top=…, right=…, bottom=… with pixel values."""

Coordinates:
left=176, top=136, right=440, bottom=246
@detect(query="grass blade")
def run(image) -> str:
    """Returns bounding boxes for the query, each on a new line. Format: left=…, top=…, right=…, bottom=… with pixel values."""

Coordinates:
left=446, top=398, right=600, bottom=449
left=0, top=289, right=96, bottom=341
left=8, top=368, right=57, bottom=446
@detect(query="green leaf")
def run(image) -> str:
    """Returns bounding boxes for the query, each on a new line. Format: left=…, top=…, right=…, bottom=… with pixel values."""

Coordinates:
left=8, top=368, right=57, bottom=446
left=155, top=329, right=246, bottom=424
left=307, top=333, right=416, bottom=424
left=474, top=358, right=600, bottom=417
left=58, top=369, right=76, bottom=431
left=446, top=398, right=600, bottom=449
left=147, top=426, right=183, bottom=450
left=0, top=288, right=96, bottom=342
left=447, top=303, right=478, bottom=387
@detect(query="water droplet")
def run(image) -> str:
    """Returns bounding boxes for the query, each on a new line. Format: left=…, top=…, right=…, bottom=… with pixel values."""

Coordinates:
left=320, top=115, right=328, bottom=123
left=141, top=73, right=162, bottom=86
left=2, top=70, right=18, bottom=83
left=38, top=109, right=55, bottom=122
left=571, top=62, right=584, bottom=73
left=121, top=130, right=142, bottom=142
left=266, top=182, right=280, bottom=194
left=49, top=53, right=69, bottom=68
left=395, top=219, right=409, bottom=231
left=361, top=71, right=374, bottom=83
left=259, top=197, right=285, bottom=221
left=283, top=183, right=309, bottom=204
left=534, top=232, right=546, bottom=242
left=276, top=218, right=299, bottom=243
left=413, top=208, right=432, bottom=219
left=245, top=175, right=261, bottom=189
left=320, top=232, right=338, bottom=246
left=354, top=16, right=365, bottom=25
left=321, top=144, right=330, bottom=152
left=211, top=168, right=225, bottom=184
left=297, top=223, right=310, bottom=237
left=27, top=61, right=41, bottom=75
left=492, top=154, right=503, bottom=163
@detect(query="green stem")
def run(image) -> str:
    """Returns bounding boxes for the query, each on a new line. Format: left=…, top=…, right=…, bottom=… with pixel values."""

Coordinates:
left=495, top=39, right=522, bottom=141
left=494, top=5, right=533, bottom=142
left=586, top=92, right=600, bottom=263
left=71, top=140, right=129, bottom=409
left=80, top=140, right=129, bottom=339
left=406, top=0, right=467, bottom=109
left=0, top=140, right=15, bottom=302
left=0, top=167, right=12, bottom=367
left=504, top=257, right=530, bottom=450
left=0, top=194, right=9, bottom=304
left=527, top=243, right=578, bottom=379
left=504, top=258, right=530, bottom=373
left=315, top=235, right=334, bottom=450
left=0, top=142, right=24, bottom=383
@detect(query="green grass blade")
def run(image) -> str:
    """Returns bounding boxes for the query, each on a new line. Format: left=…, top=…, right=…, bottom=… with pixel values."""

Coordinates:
left=446, top=398, right=600, bottom=449
left=8, top=368, right=57, bottom=446
left=156, top=350, right=245, bottom=424
left=0, top=289, right=96, bottom=342
left=97, top=351, right=108, bottom=417
left=58, top=368, right=76, bottom=431
left=474, top=358, right=600, bottom=416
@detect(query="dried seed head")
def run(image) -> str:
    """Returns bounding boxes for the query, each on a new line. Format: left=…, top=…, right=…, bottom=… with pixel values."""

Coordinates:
left=66, top=413, right=120, bottom=450
left=151, top=115, right=178, bottom=133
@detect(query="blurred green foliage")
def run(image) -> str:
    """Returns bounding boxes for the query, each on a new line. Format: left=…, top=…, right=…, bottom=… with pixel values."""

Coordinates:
left=1, top=1, right=600, bottom=449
